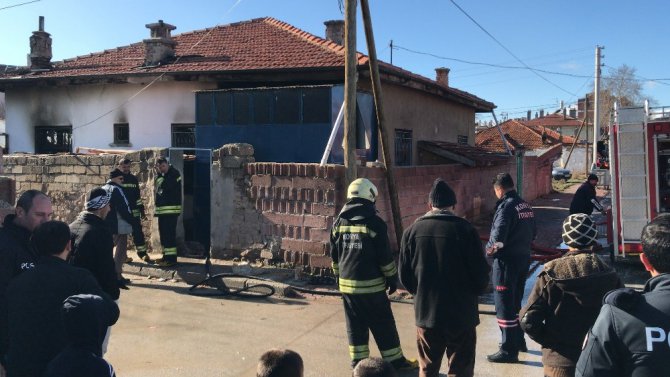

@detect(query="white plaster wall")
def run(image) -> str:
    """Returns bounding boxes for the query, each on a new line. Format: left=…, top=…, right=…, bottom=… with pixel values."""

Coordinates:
left=5, top=80, right=216, bottom=153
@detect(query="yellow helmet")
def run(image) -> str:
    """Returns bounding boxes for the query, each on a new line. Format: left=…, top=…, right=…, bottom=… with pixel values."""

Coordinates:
left=347, top=178, right=378, bottom=203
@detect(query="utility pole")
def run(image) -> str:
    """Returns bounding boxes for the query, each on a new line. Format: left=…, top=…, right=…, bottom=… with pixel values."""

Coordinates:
left=592, top=45, right=603, bottom=170
left=389, top=39, right=393, bottom=64
left=360, top=0, right=404, bottom=248
left=343, top=0, right=358, bottom=186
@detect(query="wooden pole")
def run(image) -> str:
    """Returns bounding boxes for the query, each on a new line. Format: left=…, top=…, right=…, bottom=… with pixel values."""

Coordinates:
left=343, top=0, right=358, bottom=186
left=360, top=0, right=404, bottom=248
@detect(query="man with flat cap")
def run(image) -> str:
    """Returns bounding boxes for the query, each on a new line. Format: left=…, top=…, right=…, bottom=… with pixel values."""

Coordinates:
left=400, top=178, right=490, bottom=377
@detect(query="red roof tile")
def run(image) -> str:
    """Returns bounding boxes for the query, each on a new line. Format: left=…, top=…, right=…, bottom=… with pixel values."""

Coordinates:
left=0, top=17, right=492, bottom=110
left=418, top=140, right=510, bottom=167
left=475, top=119, right=573, bottom=153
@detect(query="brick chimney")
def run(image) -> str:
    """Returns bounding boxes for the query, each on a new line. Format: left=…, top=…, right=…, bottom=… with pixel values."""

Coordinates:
left=29, top=16, right=52, bottom=70
left=143, top=20, right=177, bottom=66
left=435, top=67, right=450, bottom=87
left=324, top=20, right=344, bottom=45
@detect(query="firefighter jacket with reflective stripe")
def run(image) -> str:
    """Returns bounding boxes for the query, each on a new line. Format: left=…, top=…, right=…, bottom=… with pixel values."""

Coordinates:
left=154, top=166, right=182, bottom=216
left=330, top=199, right=397, bottom=294
left=121, top=172, right=144, bottom=217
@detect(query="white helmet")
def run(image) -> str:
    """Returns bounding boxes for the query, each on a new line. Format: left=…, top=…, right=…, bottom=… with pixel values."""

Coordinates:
left=347, top=178, right=378, bottom=203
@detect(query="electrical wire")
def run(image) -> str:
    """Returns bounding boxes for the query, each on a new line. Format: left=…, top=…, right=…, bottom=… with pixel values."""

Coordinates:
left=72, top=0, right=245, bottom=131
left=0, top=0, right=39, bottom=11
left=449, top=0, right=577, bottom=96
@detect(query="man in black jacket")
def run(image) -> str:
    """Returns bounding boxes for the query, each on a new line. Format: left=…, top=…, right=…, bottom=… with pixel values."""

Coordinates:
left=6, top=221, right=113, bottom=377
left=520, top=214, right=622, bottom=377
left=399, top=179, right=490, bottom=377
left=103, top=169, right=135, bottom=287
left=118, top=157, right=150, bottom=262
left=569, top=174, right=603, bottom=216
left=154, top=157, right=182, bottom=267
left=576, top=214, right=670, bottom=376
left=486, top=173, right=536, bottom=363
left=44, top=294, right=119, bottom=377
left=0, top=190, right=52, bottom=371
left=330, top=178, right=417, bottom=371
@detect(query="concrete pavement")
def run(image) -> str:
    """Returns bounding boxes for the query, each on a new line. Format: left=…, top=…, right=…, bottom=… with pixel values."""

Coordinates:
left=107, top=274, right=543, bottom=377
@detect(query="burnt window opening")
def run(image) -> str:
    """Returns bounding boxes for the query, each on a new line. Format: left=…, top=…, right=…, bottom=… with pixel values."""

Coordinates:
left=172, top=123, right=195, bottom=148
left=35, top=126, right=72, bottom=154
left=394, top=129, right=412, bottom=166
left=113, top=123, right=130, bottom=145
left=457, top=135, right=468, bottom=145
left=0, top=133, right=7, bottom=155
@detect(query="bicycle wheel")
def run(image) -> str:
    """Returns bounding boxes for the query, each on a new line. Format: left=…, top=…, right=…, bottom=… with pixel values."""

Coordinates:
left=231, top=282, right=275, bottom=298
left=188, top=275, right=232, bottom=297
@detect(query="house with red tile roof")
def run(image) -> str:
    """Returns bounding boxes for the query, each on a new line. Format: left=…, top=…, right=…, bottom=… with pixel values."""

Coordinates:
left=0, top=17, right=494, bottom=162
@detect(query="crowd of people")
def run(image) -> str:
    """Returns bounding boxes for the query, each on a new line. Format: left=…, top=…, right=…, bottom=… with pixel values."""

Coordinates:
left=1, top=160, right=669, bottom=376
left=0, top=156, right=182, bottom=376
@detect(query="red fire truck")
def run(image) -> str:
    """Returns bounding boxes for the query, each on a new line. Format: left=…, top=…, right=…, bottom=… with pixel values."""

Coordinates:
left=609, top=102, right=670, bottom=260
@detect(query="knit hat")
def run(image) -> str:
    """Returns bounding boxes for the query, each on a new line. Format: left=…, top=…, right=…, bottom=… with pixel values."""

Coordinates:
left=562, top=213, right=598, bottom=248
left=109, top=169, right=124, bottom=179
left=85, top=187, right=111, bottom=210
left=429, top=178, right=457, bottom=208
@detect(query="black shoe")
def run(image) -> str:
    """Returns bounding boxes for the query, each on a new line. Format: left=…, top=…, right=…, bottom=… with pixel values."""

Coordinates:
left=391, top=357, right=419, bottom=370
left=487, top=350, right=518, bottom=363
left=118, top=279, right=130, bottom=290
left=155, top=258, right=177, bottom=268
left=137, top=252, right=152, bottom=263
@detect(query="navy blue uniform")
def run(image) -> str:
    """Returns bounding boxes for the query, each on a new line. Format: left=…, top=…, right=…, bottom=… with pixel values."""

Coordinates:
left=486, top=190, right=536, bottom=354
left=576, top=273, right=670, bottom=377
left=330, top=198, right=406, bottom=366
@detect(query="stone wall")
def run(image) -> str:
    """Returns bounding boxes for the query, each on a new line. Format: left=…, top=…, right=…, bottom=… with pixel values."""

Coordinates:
left=1, top=149, right=166, bottom=250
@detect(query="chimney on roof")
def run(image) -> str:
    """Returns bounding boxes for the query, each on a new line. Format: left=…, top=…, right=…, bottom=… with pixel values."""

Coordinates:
left=143, top=20, right=177, bottom=66
left=29, top=16, right=52, bottom=70
left=435, top=67, right=450, bottom=87
left=324, top=20, right=345, bottom=45
left=540, top=109, right=545, bottom=118
left=527, top=110, right=531, bottom=120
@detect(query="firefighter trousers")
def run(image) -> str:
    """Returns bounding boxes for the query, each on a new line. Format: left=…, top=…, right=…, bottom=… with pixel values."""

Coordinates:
left=492, top=256, right=529, bottom=354
left=157, top=215, right=178, bottom=260
left=131, top=215, right=147, bottom=254
left=342, top=291, right=405, bottom=364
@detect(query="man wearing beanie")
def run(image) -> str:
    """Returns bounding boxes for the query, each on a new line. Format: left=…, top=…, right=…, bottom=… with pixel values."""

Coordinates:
left=400, top=178, right=490, bottom=377
left=102, top=169, right=136, bottom=288
left=520, top=213, right=621, bottom=377
left=486, top=172, right=536, bottom=363
left=569, top=174, right=603, bottom=216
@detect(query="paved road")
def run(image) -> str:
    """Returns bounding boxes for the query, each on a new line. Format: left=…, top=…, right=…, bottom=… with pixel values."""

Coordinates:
left=106, top=275, right=543, bottom=377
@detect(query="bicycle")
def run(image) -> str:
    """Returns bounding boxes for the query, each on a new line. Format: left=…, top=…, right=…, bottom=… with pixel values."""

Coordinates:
left=188, top=273, right=275, bottom=298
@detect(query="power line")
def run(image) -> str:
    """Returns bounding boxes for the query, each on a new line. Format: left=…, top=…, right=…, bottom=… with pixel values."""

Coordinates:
left=393, top=45, right=592, bottom=79
left=0, top=0, right=39, bottom=11
left=449, top=0, right=576, bottom=96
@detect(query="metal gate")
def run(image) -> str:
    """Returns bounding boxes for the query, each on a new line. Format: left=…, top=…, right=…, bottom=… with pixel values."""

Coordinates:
left=168, top=148, right=212, bottom=253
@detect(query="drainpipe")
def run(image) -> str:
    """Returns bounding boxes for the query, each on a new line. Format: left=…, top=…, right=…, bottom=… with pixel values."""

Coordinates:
left=516, top=147, right=525, bottom=198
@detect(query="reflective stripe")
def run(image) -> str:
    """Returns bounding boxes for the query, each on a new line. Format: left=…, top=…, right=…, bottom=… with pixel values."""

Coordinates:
left=176, top=176, right=182, bottom=182
left=338, top=276, right=386, bottom=294
left=132, top=209, right=141, bottom=217
left=334, top=225, right=377, bottom=238
left=136, top=245, right=147, bottom=252
left=379, top=261, right=397, bottom=277
left=163, top=247, right=177, bottom=256
left=155, top=177, right=164, bottom=187
left=136, top=199, right=143, bottom=206
left=155, top=205, right=182, bottom=215
left=349, top=345, right=370, bottom=360
left=380, top=346, right=403, bottom=361
left=122, top=183, right=138, bottom=189
left=332, top=262, right=339, bottom=275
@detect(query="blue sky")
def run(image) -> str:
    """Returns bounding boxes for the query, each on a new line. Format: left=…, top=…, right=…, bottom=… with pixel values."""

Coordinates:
left=1, top=0, right=668, bottom=122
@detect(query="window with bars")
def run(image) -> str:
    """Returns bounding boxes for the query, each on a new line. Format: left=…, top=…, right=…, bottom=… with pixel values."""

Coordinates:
left=457, top=135, right=468, bottom=145
left=35, top=126, right=72, bottom=154
left=394, top=129, right=412, bottom=166
left=172, top=123, right=195, bottom=148
left=113, top=123, right=130, bottom=145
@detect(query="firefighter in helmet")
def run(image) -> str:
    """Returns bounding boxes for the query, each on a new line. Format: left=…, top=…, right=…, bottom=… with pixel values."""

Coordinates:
left=330, top=178, right=418, bottom=371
